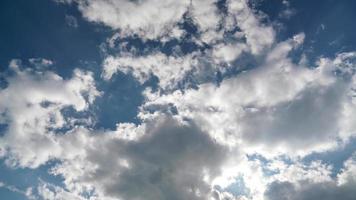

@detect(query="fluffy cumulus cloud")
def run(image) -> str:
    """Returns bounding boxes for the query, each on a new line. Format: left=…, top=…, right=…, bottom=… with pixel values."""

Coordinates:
left=102, top=52, right=201, bottom=89
left=99, top=0, right=275, bottom=89
left=141, top=36, right=356, bottom=155
left=264, top=155, right=356, bottom=200
left=0, top=60, right=100, bottom=168
left=58, top=0, right=190, bottom=39
left=0, top=60, right=236, bottom=199
left=49, top=116, right=234, bottom=200
left=1, top=0, right=356, bottom=200
left=56, top=0, right=275, bottom=44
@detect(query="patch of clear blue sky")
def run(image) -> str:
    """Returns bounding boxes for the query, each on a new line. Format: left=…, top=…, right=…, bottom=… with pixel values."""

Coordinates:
left=303, top=137, right=356, bottom=177
left=254, top=0, right=356, bottom=62
left=0, top=0, right=110, bottom=77
left=0, top=0, right=356, bottom=198
left=0, top=159, right=64, bottom=199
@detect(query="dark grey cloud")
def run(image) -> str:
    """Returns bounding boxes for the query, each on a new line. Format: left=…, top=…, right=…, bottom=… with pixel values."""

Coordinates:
left=242, top=81, right=348, bottom=149
left=55, top=116, right=230, bottom=200
left=1, top=1, right=356, bottom=200
left=265, top=180, right=356, bottom=200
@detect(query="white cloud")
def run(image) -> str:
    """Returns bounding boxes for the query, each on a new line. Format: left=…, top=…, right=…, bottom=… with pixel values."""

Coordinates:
left=38, top=180, right=85, bottom=200
left=212, top=42, right=247, bottom=63
left=97, top=0, right=277, bottom=90
left=189, top=0, right=222, bottom=44
left=264, top=155, right=356, bottom=200
left=65, top=0, right=190, bottom=39
left=0, top=60, right=100, bottom=168
left=141, top=37, right=356, bottom=155
left=0, top=64, right=238, bottom=199
left=337, top=154, right=356, bottom=185
left=102, top=52, right=200, bottom=89
left=1, top=1, right=355, bottom=200
left=48, top=115, right=234, bottom=200
left=0, top=60, right=238, bottom=200
left=60, top=0, right=222, bottom=40
left=59, top=0, right=275, bottom=53
left=226, top=0, right=275, bottom=54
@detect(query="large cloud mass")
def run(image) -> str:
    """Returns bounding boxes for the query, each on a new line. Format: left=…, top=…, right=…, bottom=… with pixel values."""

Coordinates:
left=1, top=0, right=356, bottom=200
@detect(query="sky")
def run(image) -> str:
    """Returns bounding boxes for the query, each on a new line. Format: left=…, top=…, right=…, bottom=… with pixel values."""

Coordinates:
left=0, top=0, right=356, bottom=199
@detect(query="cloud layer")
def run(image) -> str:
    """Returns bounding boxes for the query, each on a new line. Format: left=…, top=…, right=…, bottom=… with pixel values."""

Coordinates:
left=1, top=0, right=356, bottom=200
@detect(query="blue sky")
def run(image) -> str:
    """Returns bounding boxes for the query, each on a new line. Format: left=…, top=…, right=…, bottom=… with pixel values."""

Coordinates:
left=1, top=0, right=356, bottom=200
